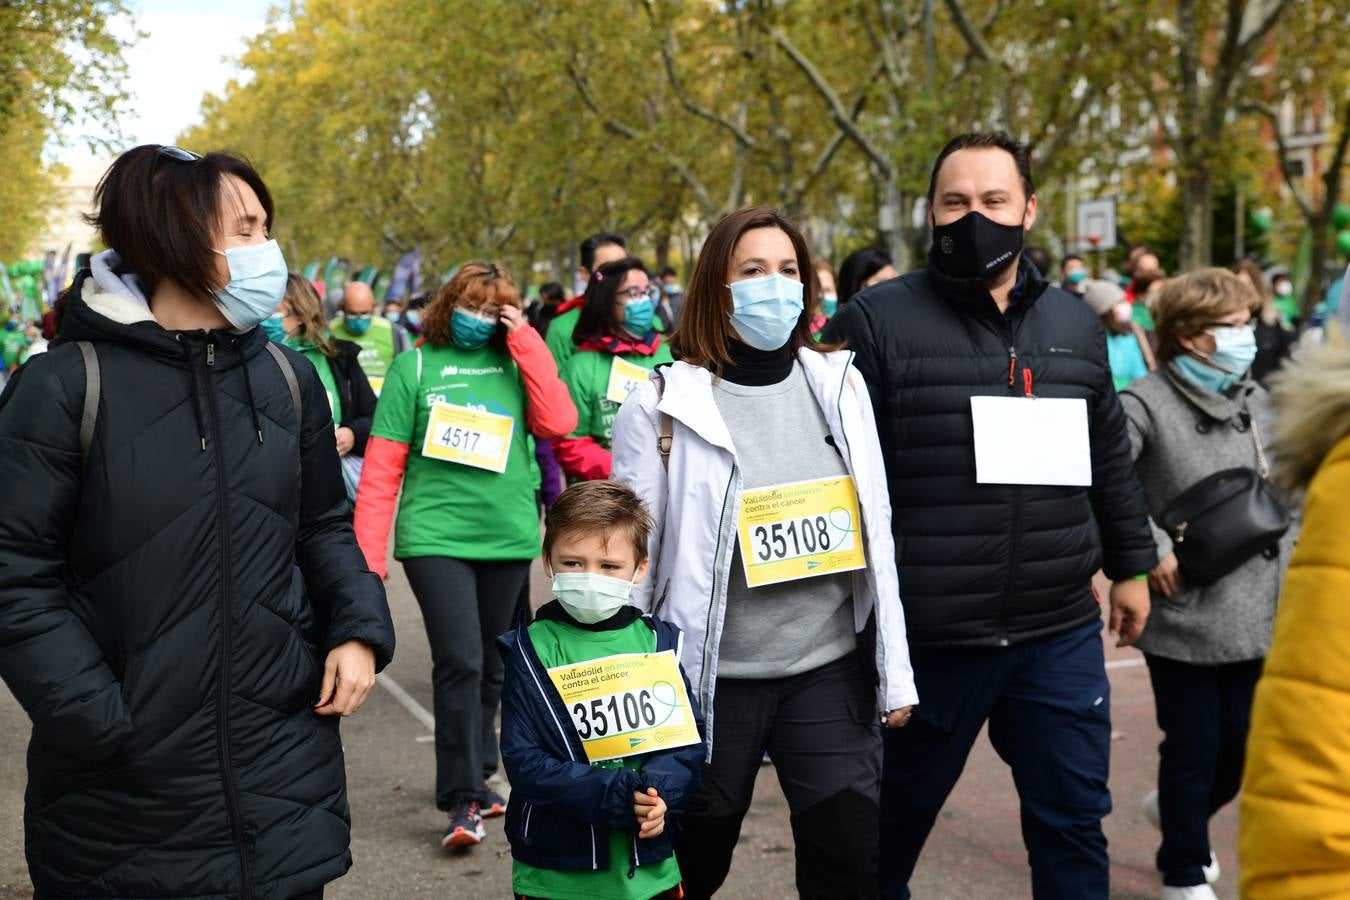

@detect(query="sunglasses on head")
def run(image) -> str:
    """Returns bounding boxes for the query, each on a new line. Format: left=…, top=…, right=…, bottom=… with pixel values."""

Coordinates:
left=156, top=145, right=202, bottom=162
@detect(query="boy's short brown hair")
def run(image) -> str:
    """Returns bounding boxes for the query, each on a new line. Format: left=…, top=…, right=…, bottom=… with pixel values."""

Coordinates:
left=543, top=481, right=653, bottom=564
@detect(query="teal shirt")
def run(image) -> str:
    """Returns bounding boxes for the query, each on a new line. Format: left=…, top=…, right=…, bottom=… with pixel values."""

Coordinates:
left=1107, top=331, right=1151, bottom=391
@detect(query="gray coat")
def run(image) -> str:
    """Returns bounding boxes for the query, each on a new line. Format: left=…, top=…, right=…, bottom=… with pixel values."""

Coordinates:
left=1119, top=365, right=1299, bottom=664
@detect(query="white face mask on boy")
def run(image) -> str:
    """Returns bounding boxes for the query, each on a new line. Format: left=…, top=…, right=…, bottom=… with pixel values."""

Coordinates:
left=550, top=571, right=636, bottom=624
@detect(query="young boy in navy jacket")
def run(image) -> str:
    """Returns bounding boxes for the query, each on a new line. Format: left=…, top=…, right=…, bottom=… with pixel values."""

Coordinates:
left=498, top=480, right=704, bottom=900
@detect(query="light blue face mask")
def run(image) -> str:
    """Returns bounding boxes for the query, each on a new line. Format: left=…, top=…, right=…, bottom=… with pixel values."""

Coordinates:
left=451, top=307, right=498, bottom=349
left=821, top=294, right=838, bottom=318
left=212, top=239, right=288, bottom=331
left=1174, top=325, right=1257, bottom=392
left=727, top=273, right=804, bottom=350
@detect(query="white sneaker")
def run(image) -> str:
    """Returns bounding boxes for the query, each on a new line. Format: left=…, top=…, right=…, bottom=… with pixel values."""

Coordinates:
left=1144, top=790, right=1161, bottom=829
left=1143, top=790, right=1220, bottom=885
left=1162, top=886, right=1218, bottom=900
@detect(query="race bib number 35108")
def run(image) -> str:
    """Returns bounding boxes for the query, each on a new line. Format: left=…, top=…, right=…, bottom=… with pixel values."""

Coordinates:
left=546, top=650, right=701, bottom=763
left=420, top=401, right=515, bottom=473
left=736, top=476, right=867, bottom=588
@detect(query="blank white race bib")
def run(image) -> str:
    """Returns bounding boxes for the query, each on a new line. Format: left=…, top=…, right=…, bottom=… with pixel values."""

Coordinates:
left=970, top=395, right=1092, bottom=486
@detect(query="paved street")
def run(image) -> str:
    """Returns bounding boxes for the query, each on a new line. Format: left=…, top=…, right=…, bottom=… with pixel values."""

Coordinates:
left=0, top=568, right=1237, bottom=899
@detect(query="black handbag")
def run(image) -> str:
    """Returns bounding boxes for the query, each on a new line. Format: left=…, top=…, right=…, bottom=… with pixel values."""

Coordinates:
left=1158, top=413, right=1292, bottom=586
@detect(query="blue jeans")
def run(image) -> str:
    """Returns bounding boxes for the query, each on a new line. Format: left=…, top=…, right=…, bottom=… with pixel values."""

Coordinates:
left=879, top=619, right=1113, bottom=899
left=1145, top=654, right=1262, bottom=887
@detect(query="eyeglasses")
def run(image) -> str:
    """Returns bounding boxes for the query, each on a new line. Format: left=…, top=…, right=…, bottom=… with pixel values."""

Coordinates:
left=616, top=286, right=659, bottom=304
left=157, top=145, right=202, bottom=162
left=1202, top=320, right=1254, bottom=333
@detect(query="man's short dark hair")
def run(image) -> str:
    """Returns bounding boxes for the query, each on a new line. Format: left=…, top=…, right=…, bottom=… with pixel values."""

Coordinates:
left=579, top=232, right=627, bottom=272
left=927, top=132, right=1035, bottom=204
left=86, top=144, right=274, bottom=303
left=658, top=266, right=678, bottom=279
left=1062, top=254, right=1086, bottom=267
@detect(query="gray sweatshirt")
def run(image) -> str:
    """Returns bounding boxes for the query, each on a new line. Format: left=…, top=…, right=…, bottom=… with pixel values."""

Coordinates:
left=713, top=363, right=856, bottom=678
left=1119, top=365, right=1300, bottom=664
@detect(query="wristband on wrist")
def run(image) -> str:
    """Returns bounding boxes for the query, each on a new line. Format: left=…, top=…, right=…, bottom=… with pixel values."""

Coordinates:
left=1132, top=573, right=1149, bottom=581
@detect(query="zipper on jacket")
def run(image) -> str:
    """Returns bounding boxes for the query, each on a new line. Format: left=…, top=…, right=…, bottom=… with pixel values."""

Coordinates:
left=699, top=462, right=739, bottom=726
left=521, top=802, right=533, bottom=842
left=628, top=832, right=640, bottom=878
left=998, top=327, right=1021, bottom=645
left=1007, top=345, right=1017, bottom=387
left=202, top=347, right=253, bottom=897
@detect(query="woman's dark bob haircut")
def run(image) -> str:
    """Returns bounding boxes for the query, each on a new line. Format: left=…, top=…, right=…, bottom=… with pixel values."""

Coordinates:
left=573, top=256, right=649, bottom=346
left=85, top=144, right=274, bottom=302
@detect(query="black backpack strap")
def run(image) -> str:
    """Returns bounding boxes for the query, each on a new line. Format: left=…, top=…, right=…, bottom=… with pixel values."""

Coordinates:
left=76, top=342, right=100, bottom=467
left=264, top=342, right=303, bottom=428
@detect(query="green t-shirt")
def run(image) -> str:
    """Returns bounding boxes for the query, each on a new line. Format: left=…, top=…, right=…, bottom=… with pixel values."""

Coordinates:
left=545, top=306, right=583, bottom=369
left=2, top=330, right=27, bottom=369
left=513, top=615, right=682, bottom=900
left=562, top=347, right=674, bottom=452
left=331, top=315, right=399, bottom=381
left=291, top=342, right=342, bottom=424
left=1131, top=300, right=1155, bottom=332
left=370, top=343, right=540, bottom=560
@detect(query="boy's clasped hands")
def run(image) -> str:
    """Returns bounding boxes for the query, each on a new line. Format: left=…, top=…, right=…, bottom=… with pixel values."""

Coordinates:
left=634, top=787, right=667, bottom=838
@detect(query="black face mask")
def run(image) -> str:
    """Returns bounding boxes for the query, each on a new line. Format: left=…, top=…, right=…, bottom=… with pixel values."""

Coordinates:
left=931, top=210, right=1025, bottom=281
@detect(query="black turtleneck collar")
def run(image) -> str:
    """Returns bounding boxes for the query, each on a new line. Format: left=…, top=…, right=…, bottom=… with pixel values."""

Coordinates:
left=718, top=339, right=794, bottom=386
left=924, top=249, right=1049, bottom=321
left=534, top=599, right=646, bottom=632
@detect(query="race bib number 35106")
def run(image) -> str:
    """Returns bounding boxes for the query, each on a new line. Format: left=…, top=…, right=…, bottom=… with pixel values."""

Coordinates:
left=546, top=650, right=701, bottom=763
left=420, top=401, right=515, bottom=473
left=736, top=476, right=867, bottom=588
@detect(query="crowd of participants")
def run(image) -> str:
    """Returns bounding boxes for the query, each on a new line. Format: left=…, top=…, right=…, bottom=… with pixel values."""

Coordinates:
left=0, top=133, right=1348, bottom=900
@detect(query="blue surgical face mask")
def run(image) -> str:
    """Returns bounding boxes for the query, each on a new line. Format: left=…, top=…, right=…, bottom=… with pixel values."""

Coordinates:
left=621, top=297, right=656, bottom=337
left=662, top=282, right=681, bottom=297
left=821, top=294, right=838, bottom=318
left=727, top=273, right=804, bottom=351
left=1175, top=325, right=1256, bottom=392
left=404, top=309, right=422, bottom=330
left=260, top=313, right=289, bottom=343
left=212, top=239, right=288, bottom=331
left=551, top=571, right=636, bottom=624
left=451, top=307, right=498, bottom=350
left=344, top=313, right=372, bottom=336
left=1067, top=269, right=1088, bottom=285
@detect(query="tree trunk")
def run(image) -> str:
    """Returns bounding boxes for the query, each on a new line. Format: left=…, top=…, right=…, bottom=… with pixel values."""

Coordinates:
left=1304, top=213, right=1330, bottom=322
left=1179, top=169, right=1214, bottom=271
left=881, top=179, right=911, bottom=272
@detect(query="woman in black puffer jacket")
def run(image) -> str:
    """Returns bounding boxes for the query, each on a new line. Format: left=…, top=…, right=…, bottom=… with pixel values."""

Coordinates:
left=0, top=145, right=395, bottom=899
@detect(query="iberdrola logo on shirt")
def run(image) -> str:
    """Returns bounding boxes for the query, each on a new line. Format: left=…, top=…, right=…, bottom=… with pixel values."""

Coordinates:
left=441, top=364, right=505, bottom=378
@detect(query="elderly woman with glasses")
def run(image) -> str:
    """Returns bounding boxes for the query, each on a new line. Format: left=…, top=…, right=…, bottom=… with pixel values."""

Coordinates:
left=1117, top=268, right=1300, bottom=900
left=554, top=256, right=674, bottom=481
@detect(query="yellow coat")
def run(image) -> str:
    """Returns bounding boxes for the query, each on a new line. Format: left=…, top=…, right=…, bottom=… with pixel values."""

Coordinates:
left=1241, top=433, right=1350, bottom=898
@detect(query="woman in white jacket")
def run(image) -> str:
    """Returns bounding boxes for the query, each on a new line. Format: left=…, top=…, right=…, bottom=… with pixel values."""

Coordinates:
left=611, top=206, right=917, bottom=900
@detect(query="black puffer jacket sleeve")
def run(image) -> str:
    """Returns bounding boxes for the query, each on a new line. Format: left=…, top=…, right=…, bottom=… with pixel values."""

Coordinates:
left=334, top=341, right=376, bottom=456
left=1085, top=323, right=1159, bottom=580
left=0, top=350, right=132, bottom=761
left=292, top=350, right=395, bottom=669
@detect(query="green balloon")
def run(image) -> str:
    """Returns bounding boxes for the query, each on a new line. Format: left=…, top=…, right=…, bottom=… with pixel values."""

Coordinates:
left=1249, top=209, right=1273, bottom=234
left=1338, top=229, right=1350, bottom=257
left=1334, top=203, right=1350, bottom=231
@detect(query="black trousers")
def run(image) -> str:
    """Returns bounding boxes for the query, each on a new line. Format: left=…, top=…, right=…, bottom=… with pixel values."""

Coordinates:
left=1145, top=653, right=1263, bottom=887
left=880, top=620, right=1112, bottom=900
left=403, top=556, right=530, bottom=810
left=674, top=651, right=882, bottom=900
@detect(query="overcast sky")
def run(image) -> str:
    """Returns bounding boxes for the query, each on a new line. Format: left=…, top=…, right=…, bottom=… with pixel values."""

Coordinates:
left=56, top=0, right=273, bottom=166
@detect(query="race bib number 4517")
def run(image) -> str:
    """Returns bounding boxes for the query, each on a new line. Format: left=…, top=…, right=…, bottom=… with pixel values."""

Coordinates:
left=546, top=650, right=701, bottom=763
left=420, top=401, right=515, bottom=473
left=736, top=476, right=867, bottom=588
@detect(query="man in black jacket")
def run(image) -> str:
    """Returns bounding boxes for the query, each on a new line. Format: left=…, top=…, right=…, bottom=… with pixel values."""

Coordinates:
left=825, top=132, right=1157, bottom=899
